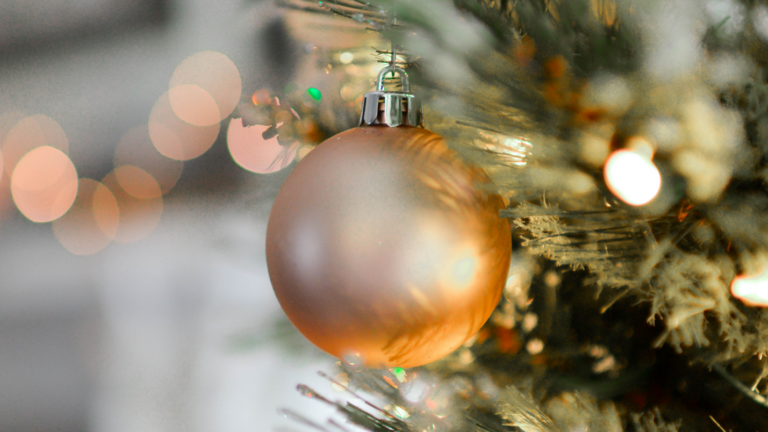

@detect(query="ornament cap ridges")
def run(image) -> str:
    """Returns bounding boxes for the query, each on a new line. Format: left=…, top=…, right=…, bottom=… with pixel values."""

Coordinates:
left=359, top=66, right=422, bottom=128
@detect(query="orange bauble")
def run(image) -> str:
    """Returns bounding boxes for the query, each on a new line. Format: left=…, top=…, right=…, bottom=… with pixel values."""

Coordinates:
left=266, top=124, right=511, bottom=368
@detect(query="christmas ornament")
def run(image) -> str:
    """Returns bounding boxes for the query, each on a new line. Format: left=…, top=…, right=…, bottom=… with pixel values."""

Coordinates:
left=266, top=61, right=511, bottom=368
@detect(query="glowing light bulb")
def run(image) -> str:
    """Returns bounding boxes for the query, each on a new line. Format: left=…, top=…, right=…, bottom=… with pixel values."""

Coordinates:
left=731, top=267, right=768, bottom=307
left=603, top=149, right=661, bottom=206
left=339, top=52, right=354, bottom=64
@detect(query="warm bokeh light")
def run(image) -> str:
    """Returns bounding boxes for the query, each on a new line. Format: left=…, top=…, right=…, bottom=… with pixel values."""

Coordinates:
left=731, top=267, right=768, bottom=307
left=11, top=146, right=78, bottom=223
left=226, top=118, right=297, bottom=173
left=604, top=149, right=661, bottom=206
left=115, top=165, right=163, bottom=200
left=625, top=136, right=655, bottom=159
left=251, top=89, right=270, bottom=105
left=0, top=173, right=13, bottom=227
left=114, top=126, right=183, bottom=194
left=339, top=52, right=354, bottom=64
left=0, top=111, right=27, bottom=138
left=339, top=84, right=360, bottom=102
left=149, top=92, right=220, bottom=161
left=3, top=114, right=69, bottom=176
left=52, top=179, right=119, bottom=255
left=0, top=111, right=27, bottom=177
left=168, top=84, right=221, bottom=127
left=93, top=181, right=120, bottom=239
left=102, top=166, right=163, bottom=243
left=169, top=51, right=241, bottom=121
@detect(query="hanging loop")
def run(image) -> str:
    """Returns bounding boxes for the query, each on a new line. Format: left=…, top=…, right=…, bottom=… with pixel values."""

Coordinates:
left=376, top=66, right=410, bottom=92
left=359, top=59, right=421, bottom=128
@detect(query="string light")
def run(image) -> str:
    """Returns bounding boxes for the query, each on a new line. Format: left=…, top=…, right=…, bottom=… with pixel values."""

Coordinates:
left=731, top=266, right=768, bottom=307
left=604, top=149, right=661, bottom=206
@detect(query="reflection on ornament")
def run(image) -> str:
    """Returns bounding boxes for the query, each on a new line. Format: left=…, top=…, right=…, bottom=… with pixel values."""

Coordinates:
left=604, top=149, right=661, bottom=206
left=731, top=267, right=768, bottom=307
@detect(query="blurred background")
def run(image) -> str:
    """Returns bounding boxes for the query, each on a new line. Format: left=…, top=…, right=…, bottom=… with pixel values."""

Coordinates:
left=0, top=0, right=348, bottom=430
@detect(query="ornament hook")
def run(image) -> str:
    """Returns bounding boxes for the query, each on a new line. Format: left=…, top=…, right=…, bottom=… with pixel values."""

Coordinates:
left=376, top=44, right=410, bottom=92
left=359, top=44, right=422, bottom=128
left=376, top=66, right=409, bottom=92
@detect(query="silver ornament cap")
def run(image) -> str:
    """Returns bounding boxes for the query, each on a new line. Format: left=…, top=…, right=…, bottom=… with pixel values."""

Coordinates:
left=359, top=65, right=423, bottom=128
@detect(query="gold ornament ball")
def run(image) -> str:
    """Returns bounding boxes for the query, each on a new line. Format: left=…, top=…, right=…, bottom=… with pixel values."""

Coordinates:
left=266, top=125, right=511, bottom=368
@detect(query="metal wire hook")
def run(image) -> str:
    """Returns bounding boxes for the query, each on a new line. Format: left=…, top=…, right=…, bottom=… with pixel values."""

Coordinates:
left=375, top=42, right=409, bottom=92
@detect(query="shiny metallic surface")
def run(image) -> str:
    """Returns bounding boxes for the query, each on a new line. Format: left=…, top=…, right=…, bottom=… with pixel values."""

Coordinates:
left=266, top=125, right=511, bottom=368
left=359, top=67, right=422, bottom=128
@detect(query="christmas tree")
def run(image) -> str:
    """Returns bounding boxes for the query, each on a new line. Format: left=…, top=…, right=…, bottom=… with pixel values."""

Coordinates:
left=241, top=0, right=768, bottom=430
